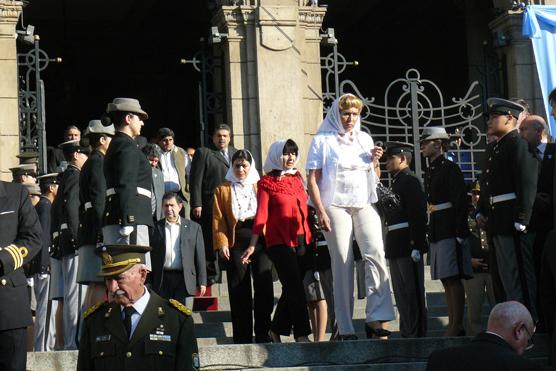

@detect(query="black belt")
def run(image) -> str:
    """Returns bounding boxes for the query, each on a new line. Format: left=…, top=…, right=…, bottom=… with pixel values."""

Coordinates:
left=236, top=219, right=254, bottom=229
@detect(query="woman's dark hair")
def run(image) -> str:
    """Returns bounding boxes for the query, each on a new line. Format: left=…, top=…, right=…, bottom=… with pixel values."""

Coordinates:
left=231, top=149, right=252, bottom=164
left=282, top=139, right=298, bottom=156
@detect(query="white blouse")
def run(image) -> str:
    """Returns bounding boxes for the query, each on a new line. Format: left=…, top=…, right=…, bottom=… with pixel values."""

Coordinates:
left=231, top=183, right=257, bottom=221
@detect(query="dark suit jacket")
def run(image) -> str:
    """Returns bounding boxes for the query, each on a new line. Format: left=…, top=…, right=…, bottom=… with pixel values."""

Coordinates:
left=530, top=143, right=555, bottom=232
left=541, top=229, right=556, bottom=367
left=103, top=132, right=153, bottom=227
left=28, top=196, right=51, bottom=275
left=56, top=164, right=81, bottom=257
left=0, top=181, right=42, bottom=331
left=152, top=167, right=165, bottom=222
left=151, top=218, right=207, bottom=295
left=77, top=290, right=199, bottom=371
left=79, top=149, right=106, bottom=245
left=426, top=332, right=541, bottom=371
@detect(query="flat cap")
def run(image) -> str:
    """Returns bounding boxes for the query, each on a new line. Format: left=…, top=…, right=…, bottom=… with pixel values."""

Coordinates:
left=385, top=141, right=414, bottom=157
left=106, top=98, right=148, bottom=120
left=83, top=119, right=115, bottom=137
left=58, top=139, right=91, bottom=155
left=420, top=126, right=450, bottom=142
left=487, top=97, right=525, bottom=118
left=96, top=244, right=152, bottom=277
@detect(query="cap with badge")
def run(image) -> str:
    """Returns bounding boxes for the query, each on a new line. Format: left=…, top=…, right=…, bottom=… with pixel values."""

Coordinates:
left=58, top=139, right=91, bottom=155
left=96, top=244, right=152, bottom=277
left=37, top=173, right=60, bottom=186
left=420, top=126, right=450, bottom=142
left=486, top=97, right=525, bottom=118
left=10, top=163, right=37, bottom=178
left=106, top=98, right=149, bottom=120
left=471, top=181, right=480, bottom=194
left=23, top=183, right=41, bottom=196
left=83, top=119, right=115, bottom=137
left=384, top=141, right=414, bottom=158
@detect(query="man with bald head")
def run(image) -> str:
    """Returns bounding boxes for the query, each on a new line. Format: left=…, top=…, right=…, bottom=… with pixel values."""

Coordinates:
left=427, top=301, right=541, bottom=370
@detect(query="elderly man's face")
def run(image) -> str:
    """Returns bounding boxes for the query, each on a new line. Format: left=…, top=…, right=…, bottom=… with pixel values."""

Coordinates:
left=105, top=266, right=146, bottom=307
left=66, top=128, right=81, bottom=141
left=519, top=120, right=541, bottom=146
left=148, top=156, right=159, bottom=168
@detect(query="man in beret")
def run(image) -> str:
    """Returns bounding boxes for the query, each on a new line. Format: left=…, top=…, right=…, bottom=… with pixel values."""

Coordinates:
left=77, top=245, right=199, bottom=371
left=476, top=97, right=539, bottom=321
left=102, top=98, right=153, bottom=268
left=383, top=142, right=428, bottom=338
left=52, top=139, right=90, bottom=350
left=79, top=120, right=115, bottom=310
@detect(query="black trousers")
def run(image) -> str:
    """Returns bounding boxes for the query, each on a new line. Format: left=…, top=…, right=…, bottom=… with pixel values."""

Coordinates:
left=196, top=207, right=220, bottom=283
left=0, top=327, right=26, bottom=371
left=267, top=244, right=311, bottom=338
left=226, top=225, right=274, bottom=343
left=159, top=270, right=191, bottom=301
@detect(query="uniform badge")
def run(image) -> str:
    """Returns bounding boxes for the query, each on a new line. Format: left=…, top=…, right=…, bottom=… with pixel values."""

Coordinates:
left=95, top=335, right=111, bottom=342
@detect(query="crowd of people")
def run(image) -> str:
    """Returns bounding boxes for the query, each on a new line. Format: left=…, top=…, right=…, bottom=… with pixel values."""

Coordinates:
left=2, top=89, right=556, bottom=369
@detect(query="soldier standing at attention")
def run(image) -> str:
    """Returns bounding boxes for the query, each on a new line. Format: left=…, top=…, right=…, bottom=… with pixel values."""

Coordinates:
left=383, top=142, right=428, bottom=338
left=78, top=244, right=199, bottom=371
left=102, top=98, right=153, bottom=267
left=421, top=126, right=473, bottom=337
left=477, top=98, right=538, bottom=320
left=0, top=180, right=42, bottom=370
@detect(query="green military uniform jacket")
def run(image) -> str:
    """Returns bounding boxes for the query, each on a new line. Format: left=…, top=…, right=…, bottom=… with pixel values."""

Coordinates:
left=77, top=290, right=199, bottom=371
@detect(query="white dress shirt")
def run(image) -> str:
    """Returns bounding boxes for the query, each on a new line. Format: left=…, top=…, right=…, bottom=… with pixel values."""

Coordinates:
left=120, top=287, right=150, bottom=339
left=164, top=216, right=183, bottom=270
left=160, top=150, right=181, bottom=192
left=538, top=142, right=547, bottom=160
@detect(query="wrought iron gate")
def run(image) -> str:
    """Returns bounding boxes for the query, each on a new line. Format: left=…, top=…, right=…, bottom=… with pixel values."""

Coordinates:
left=321, top=38, right=485, bottom=185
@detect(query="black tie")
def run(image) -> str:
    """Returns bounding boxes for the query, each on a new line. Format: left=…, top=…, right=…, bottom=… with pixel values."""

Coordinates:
left=123, top=307, right=135, bottom=338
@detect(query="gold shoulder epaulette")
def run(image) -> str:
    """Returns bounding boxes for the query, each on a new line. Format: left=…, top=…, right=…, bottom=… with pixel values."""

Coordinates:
left=169, top=298, right=192, bottom=316
left=84, top=301, right=105, bottom=319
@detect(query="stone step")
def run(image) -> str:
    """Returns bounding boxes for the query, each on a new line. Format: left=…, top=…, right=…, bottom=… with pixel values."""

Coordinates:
left=241, top=363, right=428, bottom=370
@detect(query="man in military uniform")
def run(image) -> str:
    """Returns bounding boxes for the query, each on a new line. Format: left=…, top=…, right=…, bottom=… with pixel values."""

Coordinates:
left=421, top=126, right=472, bottom=337
left=102, top=98, right=153, bottom=268
left=77, top=244, right=199, bottom=371
left=54, top=139, right=90, bottom=349
left=10, top=163, right=37, bottom=184
left=477, top=98, right=538, bottom=320
left=0, top=180, right=42, bottom=370
left=79, top=120, right=115, bottom=309
left=383, top=142, right=428, bottom=338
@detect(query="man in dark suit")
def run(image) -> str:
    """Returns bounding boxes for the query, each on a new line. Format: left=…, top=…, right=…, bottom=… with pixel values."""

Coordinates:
left=190, top=124, right=236, bottom=283
left=141, top=143, right=165, bottom=223
left=541, top=230, right=556, bottom=368
left=383, top=142, right=428, bottom=338
left=77, top=244, right=199, bottom=371
left=426, top=301, right=541, bottom=371
left=102, top=98, right=153, bottom=263
left=477, top=98, right=539, bottom=320
left=151, top=192, right=206, bottom=309
left=0, top=180, right=42, bottom=370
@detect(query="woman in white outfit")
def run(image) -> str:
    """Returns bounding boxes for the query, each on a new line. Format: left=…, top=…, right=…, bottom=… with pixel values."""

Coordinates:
left=306, top=93, right=395, bottom=340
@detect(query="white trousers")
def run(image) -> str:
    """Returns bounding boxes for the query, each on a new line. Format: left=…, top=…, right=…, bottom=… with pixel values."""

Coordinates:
left=62, top=254, right=85, bottom=350
left=323, top=205, right=395, bottom=335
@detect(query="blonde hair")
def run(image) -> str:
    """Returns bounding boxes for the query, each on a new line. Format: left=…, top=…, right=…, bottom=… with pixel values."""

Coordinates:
left=338, top=94, right=363, bottom=113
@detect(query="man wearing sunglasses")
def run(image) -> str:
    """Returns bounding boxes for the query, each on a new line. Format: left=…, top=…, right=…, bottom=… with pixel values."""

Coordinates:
left=427, top=301, right=541, bottom=370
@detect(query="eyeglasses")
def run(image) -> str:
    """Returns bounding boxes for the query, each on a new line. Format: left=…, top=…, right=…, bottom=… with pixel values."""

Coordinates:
left=521, top=324, right=535, bottom=351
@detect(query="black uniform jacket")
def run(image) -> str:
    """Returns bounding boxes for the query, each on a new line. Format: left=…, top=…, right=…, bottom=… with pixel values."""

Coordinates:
left=189, top=146, right=237, bottom=210
left=530, top=142, right=555, bottom=232
left=424, top=156, right=469, bottom=242
left=103, top=132, right=153, bottom=227
left=80, top=149, right=107, bottom=245
left=0, top=181, right=41, bottom=331
left=56, top=164, right=81, bottom=257
left=478, top=129, right=538, bottom=234
left=28, top=196, right=52, bottom=275
left=77, top=290, right=199, bottom=371
left=384, top=167, right=428, bottom=259
left=426, top=332, right=541, bottom=371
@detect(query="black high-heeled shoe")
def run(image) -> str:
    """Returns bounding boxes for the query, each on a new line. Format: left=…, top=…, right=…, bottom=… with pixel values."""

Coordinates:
left=365, top=324, right=391, bottom=339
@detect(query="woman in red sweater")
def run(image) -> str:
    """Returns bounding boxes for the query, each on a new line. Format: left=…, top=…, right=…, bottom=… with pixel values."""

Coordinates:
left=243, top=139, right=312, bottom=342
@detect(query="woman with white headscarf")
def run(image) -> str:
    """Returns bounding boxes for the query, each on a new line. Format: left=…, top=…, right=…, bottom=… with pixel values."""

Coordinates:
left=243, top=139, right=313, bottom=342
left=213, top=149, right=274, bottom=344
left=307, top=93, right=395, bottom=340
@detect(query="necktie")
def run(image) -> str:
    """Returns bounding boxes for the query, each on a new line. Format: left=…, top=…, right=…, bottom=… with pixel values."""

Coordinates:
left=221, top=150, right=229, bottom=164
left=123, top=306, right=135, bottom=338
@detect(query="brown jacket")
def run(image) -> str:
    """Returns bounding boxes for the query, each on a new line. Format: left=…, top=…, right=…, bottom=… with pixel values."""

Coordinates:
left=212, top=181, right=257, bottom=251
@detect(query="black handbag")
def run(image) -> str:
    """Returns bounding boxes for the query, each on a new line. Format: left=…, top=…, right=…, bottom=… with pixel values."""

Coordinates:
left=375, top=182, right=401, bottom=214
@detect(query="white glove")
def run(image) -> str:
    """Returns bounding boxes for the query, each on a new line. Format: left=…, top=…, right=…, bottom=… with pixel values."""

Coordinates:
left=411, top=249, right=421, bottom=262
left=456, top=237, right=464, bottom=245
left=514, top=222, right=526, bottom=232
left=119, top=226, right=134, bottom=236
left=27, top=277, right=34, bottom=287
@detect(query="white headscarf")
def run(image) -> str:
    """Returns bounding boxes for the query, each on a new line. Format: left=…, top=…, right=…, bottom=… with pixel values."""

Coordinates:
left=263, top=139, right=300, bottom=175
left=224, top=149, right=260, bottom=185
left=317, top=94, right=362, bottom=143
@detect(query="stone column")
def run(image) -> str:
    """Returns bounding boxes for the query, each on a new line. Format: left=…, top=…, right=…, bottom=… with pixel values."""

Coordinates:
left=0, top=0, right=22, bottom=181
left=214, top=0, right=326, bottom=171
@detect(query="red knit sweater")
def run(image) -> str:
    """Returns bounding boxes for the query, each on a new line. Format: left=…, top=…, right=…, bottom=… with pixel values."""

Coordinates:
left=252, top=173, right=312, bottom=248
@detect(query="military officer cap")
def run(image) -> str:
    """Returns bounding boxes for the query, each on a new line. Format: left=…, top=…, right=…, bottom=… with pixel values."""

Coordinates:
left=23, top=183, right=41, bottom=196
left=106, top=98, right=149, bottom=120
left=58, top=139, right=91, bottom=155
left=486, top=97, right=525, bottom=118
left=384, top=141, right=414, bottom=158
left=96, top=244, right=152, bottom=277
left=17, top=151, right=39, bottom=165
left=37, top=173, right=60, bottom=186
left=470, top=181, right=480, bottom=194
left=420, top=126, right=450, bottom=142
left=83, top=119, right=115, bottom=137
left=10, top=163, right=37, bottom=178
